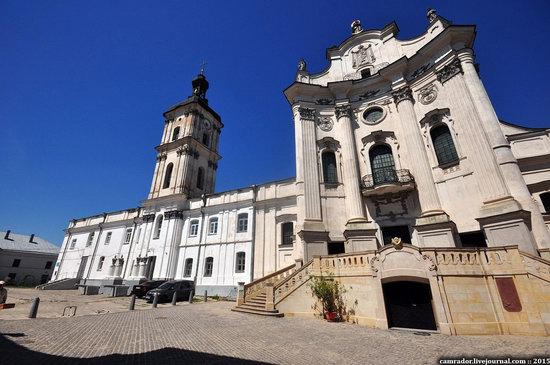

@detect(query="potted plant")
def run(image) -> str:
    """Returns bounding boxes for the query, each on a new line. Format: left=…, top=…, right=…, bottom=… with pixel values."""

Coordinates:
left=308, top=274, right=345, bottom=322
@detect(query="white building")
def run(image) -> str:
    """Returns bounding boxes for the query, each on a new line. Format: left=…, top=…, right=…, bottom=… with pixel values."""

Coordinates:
left=53, top=10, right=550, bottom=311
left=0, top=230, right=59, bottom=286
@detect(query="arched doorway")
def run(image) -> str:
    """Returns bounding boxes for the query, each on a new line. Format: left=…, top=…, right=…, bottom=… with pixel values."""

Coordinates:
left=382, top=280, right=437, bottom=330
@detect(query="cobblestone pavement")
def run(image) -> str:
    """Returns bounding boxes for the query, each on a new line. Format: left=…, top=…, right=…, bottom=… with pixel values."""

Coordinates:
left=1, top=301, right=548, bottom=365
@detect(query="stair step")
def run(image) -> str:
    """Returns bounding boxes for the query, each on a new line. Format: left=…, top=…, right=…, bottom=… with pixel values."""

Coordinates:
left=246, top=298, right=267, bottom=305
left=232, top=307, right=284, bottom=318
left=240, top=302, right=266, bottom=309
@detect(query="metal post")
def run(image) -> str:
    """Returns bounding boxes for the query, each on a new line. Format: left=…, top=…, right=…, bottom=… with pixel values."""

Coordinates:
left=29, top=297, right=40, bottom=318
left=204, top=290, right=207, bottom=302
left=171, top=291, right=177, bottom=306
left=188, top=290, right=194, bottom=304
left=129, top=294, right=136, bottom=310
left=152, top=292, right=159, bottom=308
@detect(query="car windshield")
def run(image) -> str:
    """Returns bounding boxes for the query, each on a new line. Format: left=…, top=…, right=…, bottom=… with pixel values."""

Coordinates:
left=157, top=282, right=175, bottom=290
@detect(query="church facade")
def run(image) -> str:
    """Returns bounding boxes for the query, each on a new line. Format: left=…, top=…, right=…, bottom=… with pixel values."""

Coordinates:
left=52, top=10, right=550, bottom=335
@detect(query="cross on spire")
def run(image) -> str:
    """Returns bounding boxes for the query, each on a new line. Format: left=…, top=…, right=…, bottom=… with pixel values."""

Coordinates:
left=200, top=60, right=207, bottom=75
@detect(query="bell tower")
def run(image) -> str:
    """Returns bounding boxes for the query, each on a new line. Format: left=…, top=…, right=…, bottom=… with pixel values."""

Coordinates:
left=147, top=72, right=223, bottom=200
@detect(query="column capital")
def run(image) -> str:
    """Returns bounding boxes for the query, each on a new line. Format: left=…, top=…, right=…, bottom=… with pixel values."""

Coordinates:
left=298, top=107, right=316, bottom=121
left=334, top=104, right=352, bottom=119
left=456, top=48, right=475, bottom=64
left=177, top=144, right=193, bottom=156
left=436, top=58, right=463, bottom=84
left=392, top=87, right=414, bottom=105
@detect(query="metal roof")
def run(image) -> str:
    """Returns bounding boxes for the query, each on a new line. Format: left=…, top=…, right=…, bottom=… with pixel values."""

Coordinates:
left=0, top=231, right=59, bottom=255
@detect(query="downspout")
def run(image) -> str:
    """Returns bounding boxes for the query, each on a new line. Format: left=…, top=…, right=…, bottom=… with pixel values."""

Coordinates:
left=55, top=226, right=73, bottom=280
left=85, top=213, right=107, bottom=281
left=250, top=185, right=257, bottom=282
left=193, top=194, right=208, bottom=286
left=122, top=210, right=141, bottom=278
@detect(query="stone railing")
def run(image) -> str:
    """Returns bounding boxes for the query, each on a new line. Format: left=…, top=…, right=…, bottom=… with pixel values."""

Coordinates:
left=521, top=252, right=550, bottom=283
left=312, top=251, right=378, bottom=277
left=274, top=259, right=314, bottom=304
left=244, top=262, right=297, bottom=300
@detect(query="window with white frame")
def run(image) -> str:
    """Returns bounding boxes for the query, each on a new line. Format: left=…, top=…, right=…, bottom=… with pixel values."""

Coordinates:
left=209, top=217, right=218, bottom=235
left=124, top=228, right=133, bottom=244
left=153, top=215, right=163, bottom=239
left=235, top=252, right=245, bottom=273
left=86, top=232, right=95, bottom=247
left=104, top=232, right=112, bottom=245
left=97, top=256, right=105, bottom=271
left=184, top=258, right=193, bottom=277
left=70, top=239, right=77, bottom=249
left=204, top=257, right=214, bottom=277
left=237, top=213, right=248, bottom=233
left=189, top=219, right=199, bottom=237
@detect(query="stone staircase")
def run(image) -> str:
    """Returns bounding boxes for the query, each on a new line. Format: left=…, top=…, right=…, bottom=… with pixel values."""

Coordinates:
left=36, top=277, right=79, bottom=290
left=232, top=262, right=301, bottom=317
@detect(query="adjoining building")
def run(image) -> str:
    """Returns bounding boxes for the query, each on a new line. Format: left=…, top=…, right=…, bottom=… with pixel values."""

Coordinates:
left=52, top=10, right=550, bottom=335
left=0, top=230, right=59, bottom=286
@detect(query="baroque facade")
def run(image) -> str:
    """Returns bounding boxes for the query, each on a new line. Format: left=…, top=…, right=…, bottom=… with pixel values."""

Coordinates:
left=53, top=11, right=550, bottom=335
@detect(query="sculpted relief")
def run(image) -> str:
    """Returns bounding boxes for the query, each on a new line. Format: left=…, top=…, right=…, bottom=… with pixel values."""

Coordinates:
left=351, top=43, right=376, bottom=69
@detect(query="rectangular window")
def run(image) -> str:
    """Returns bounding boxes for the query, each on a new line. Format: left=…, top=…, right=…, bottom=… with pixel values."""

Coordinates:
left=209, top=217, right=218, bottom=235
left=86, top=232, right=95, bottom=247
left=237, top=213, right=248, bottom=233
left=204, top=257, right=213, bottom=277
left=184, top=258, right=193, bottom=277
left=70, top=239, right=77, bottom=250
left=97, top=256, right=105, bottom=271
left=281, top=222, right=294, bottom=246
left=12, top=259, right=21, bottom=267
left=45, top=261, right=53, bottom=269
left=105, top=232, right=112, bottom=245
left=235, top=252, right=245, bottom=273
left=124, top=228, right=133, bottom=244
left=189, top=220, right=199, bottom=237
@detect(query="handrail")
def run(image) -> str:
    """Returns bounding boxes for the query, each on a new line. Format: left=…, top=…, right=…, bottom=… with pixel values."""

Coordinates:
left=274, top=259, right=313, bottom=291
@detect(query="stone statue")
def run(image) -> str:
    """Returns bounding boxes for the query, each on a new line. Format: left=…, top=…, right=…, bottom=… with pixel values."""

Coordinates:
left=352, top=44, right=375, bottom=68
left=427, top=8, right=437, bottom=23
left=298, top=59, right=307, bottom=72
left=351, top=19, right=363, bottom=34
left=391, top=237, right=403, bottom=249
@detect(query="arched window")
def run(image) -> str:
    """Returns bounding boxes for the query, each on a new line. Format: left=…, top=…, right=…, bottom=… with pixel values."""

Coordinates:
left=322, top=151, right=338, bottom=184
left=171, top=127, right=180, bottom=141
left=189, top=219, right=199, bottom=237
left=430, top=125, right=459, bottom=166
left=208, top=217, right=218, bottom=235
left=153, top=215, right=163, bottom=239
left=202, top=132, right=210, bottom=147
left=369, top=144, right=396, bottom=185
left=163, top=163, right=173, bottom=189
left=541, top=192, right=550, bottom=213
left=196, top=167, right=204, bottom=190
left=235, top=252, right=245, bottom=273
left=183, top=258, right=193, bottom=277
left=204, top=257, right=214, bottom=277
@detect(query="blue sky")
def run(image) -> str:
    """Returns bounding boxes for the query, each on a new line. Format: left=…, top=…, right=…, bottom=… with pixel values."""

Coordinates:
left=1, top=0, right=549, bottom=245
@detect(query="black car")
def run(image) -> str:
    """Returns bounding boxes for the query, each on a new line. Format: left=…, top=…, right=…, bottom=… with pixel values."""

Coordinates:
left=145, top=280, right=194, bottom=303
left=131, top=280, right=166, bottom=298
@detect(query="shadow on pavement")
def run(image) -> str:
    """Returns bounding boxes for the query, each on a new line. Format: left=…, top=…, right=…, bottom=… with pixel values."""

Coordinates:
left=0, top=334, right=275, bottom=365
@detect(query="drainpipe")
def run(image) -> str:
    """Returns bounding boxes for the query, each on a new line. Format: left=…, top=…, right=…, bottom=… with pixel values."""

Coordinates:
left=85, top=214, right=107, bottom=281
left=193, top=194, right=208, bottom=286
left=55, top=224, right=73, bottom=280
left=122, top=209, right=141, bottom=278
left=250, top=185, right=257, bottom=282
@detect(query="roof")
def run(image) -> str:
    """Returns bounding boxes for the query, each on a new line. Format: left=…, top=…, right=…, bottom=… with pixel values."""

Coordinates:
left=0, top=231, right=60, bottom=255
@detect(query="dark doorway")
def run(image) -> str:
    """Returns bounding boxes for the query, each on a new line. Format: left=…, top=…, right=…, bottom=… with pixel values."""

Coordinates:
left=383, top=281, right=437, bottom=330
left=327, top=241, right=345, bottom=255
left=459, top=231, right=487, bottom=248
left=381, top=225, right=411, bottom=246
left=146, top=256, right=156, bottom=280
left=76, top=256, right=88, bottom=279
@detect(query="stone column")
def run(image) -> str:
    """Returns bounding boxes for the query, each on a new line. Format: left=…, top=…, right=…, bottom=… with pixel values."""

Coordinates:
left=335, top=104, right=368, bottom=223
left=457, top=49, right=550, bottom=251
left=392, top=87, right=444, bottom=216
left=138, top=260, right=147, bottom=278
left=176, top=145, right=193, bottom=195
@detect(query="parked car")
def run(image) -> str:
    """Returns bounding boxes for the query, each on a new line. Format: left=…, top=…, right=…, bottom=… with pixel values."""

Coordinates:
left=145, top=280, right=194, bottom=303
left=131, top=280, right=166, bottom=298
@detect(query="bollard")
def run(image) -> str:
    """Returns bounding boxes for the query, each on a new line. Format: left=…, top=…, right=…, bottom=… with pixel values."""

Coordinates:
left=29, top=297, right=40, bottom=318
left=171, top=291, right=177, bottom=306
left=188, top=290, right=194, bottom=304
left=204, top=290, right=207, bottom=303
left=129, top=294, right=136, bottom=311
left=152, top=293, right=159, bottom=308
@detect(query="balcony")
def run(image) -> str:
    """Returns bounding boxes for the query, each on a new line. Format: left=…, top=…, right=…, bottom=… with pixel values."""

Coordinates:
left=361, top=168, right=415, bottom=196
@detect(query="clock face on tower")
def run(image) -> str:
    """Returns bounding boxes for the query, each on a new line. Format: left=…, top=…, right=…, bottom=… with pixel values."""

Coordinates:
left=203, top=119, right=211, bottom=130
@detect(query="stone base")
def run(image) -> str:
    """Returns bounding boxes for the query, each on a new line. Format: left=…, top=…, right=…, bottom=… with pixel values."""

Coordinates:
left=477, top=209, right=537, bottom=255
left=344, top=222, right=379, bottom=252
left=298, top=227, right=329, bottom=261
left=414, top=214, right=458, bottom=248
